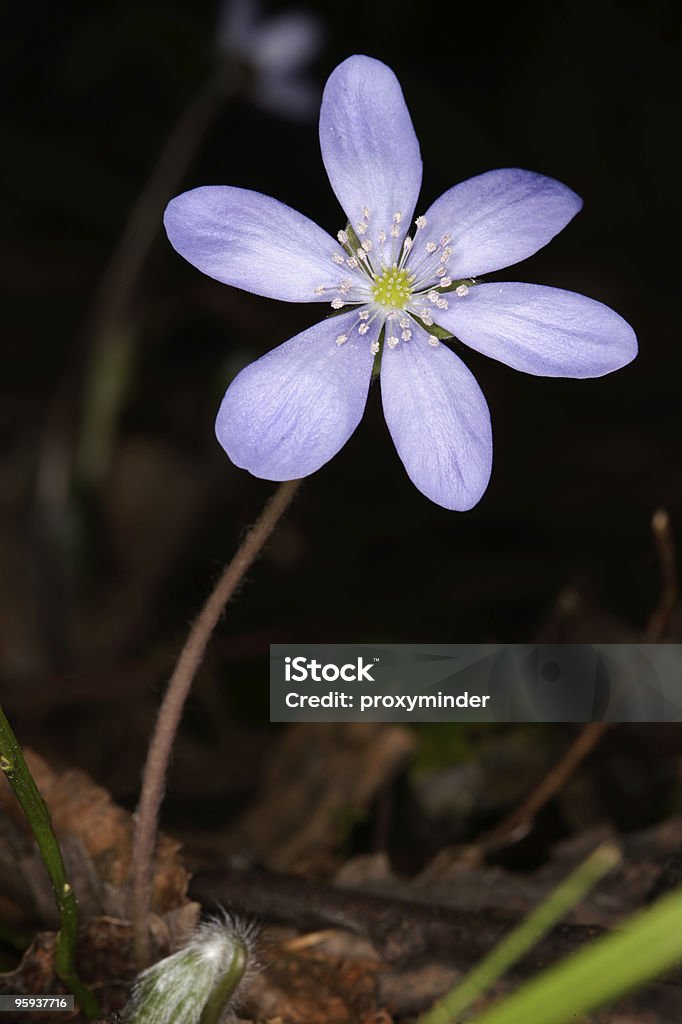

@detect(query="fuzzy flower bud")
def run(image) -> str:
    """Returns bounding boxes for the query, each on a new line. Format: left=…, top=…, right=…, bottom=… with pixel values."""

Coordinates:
left=123, top=915, right=256, bottom=1024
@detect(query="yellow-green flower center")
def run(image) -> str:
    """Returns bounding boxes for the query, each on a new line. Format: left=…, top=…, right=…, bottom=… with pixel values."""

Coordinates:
left=371, top=266, right=414, bottom=309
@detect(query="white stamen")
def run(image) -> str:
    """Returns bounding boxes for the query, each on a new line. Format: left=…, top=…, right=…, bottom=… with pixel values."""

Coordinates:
left=337, top=230, right=348, bottom=244
left=439, top=277, right=452, bottom=288
left=378, top=230, right=387, bottom=244
left=363, top=206, right=371, bottom=218
left=335, top=334, right=348, bottom=346
left=370, top=340, right=380, bottom=355
left=436, top=266, right=447, bottom=276
left=399, top=317, right=411, bottom=329
left=436, top=298, right=448, bottom=309
left=427, top=290, right=439, bottom=302
left=390, top=224, right=400, bottom=237
left=402, top=236, right=413, bottom=252
left=347, top=257, right=359, bottom=268
left=455, top=284, right=469, bottom=297
left=361, top=239, right=372, bottom=252
left=426, top=241, right=437, bottom=253
left=358, top=323, right=370, bottom=335
left=393, top=212, right=402, bottom=223
left=387, top=335, right=399, bottom=349
left=421, top=311, right=434, bottom=325
left=439, top=234, right=452, bottom=246
left=402, top=329, right=412, bottom=341
left=332, top=253, right=345, bottom=265
left=331, top=297, right=344, bottom=309
left=314, top=285, right=326, bottom=295
left=415, top=215, right=427, bottom=230
left=356, top=222, right=367, bottom=235
left=428, top=335, right=440, bottom=347
left=359, top=310, right=370, bottom=320
left=340, top=279, right=352, bottom=293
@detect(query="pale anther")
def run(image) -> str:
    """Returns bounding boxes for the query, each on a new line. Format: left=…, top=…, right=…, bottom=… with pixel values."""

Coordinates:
left=440, top=277, right=452, bottom=288
left=370, top=340, right=380, bottom=355
left=362, top=239, right=372, bottom=252
left=393, top=212, right=402, bottom=223
left=314, top=285, right=326, bottom=294
left=428, top=335, right=440, bottom=347
left=332, top=253, right=345, bottom=265
left=402, top=329, right=412, bottom=340
left=356, top=222, right=367, bottom=235
left=440, top=234, right=452, bottom=245
left=390, top=224, right=400, bottom=237
left=347, top=257, right=359, bottom=268
left=387, top=335, right=399, bottom=349
left=363, top=206, right=371, bottom=218
left=415, top=215, right=427, bottom=229
left=359, top=310, right=370, bottom=320
left=426, top=241, right=437, bottom=253
left=378, top=230, right=387, bottom=244
left=337, top=230, right=348, bottom=244
left=331, top=297, right=344, bottom=309
left=399, top=317, right=410, bottom=329
left=335, top=334, right=348, bottom=346
left=358, top=323, right=370, bottom=335
left=455, top=284, right=469, bottom=297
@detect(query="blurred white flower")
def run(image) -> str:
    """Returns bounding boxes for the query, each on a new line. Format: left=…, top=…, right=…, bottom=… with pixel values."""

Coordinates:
left=216, top=0, right=325, bottom=120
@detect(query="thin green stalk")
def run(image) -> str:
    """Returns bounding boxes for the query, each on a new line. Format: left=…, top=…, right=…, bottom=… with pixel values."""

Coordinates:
left=0, top=705, right=100, bottom=1018
left=468, top=883, right=682, bottom=1024
left=420, top=842, right=620, bottom=1024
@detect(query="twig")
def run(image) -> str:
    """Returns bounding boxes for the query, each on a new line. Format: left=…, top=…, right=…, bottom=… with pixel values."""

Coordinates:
left=484, top=510, right=678, bottom=854
left=646, top=509, right=678, bottom=641
left=189, top=867, right=627, bottom=979
left=480, top=721, right=610, bottom=853
left=0, top=705, right=100, bottom=1017
left=131, top=479, right=301, bottom=968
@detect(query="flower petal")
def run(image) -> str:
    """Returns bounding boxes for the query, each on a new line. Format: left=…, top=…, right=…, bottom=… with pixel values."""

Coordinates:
left=164, top=186, right=346, bottom=302
left=437, top=282, right=638, bottom=378
left=216, top=310, right=378, bottom=479
left=409, top=169, right=582, bottom=279
left=319, top=55, right=422, bottom=258
left=380, top=326, right=492, bottom=511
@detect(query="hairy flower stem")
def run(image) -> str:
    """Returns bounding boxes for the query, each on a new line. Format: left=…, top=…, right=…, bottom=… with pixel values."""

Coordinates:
left=0, top=705, right=100, bottom=1018
left=131, top=479, right=301, bottom=968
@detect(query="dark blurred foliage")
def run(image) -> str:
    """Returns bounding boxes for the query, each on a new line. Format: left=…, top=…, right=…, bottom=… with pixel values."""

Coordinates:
left=1, top=0, right=681, bottom=858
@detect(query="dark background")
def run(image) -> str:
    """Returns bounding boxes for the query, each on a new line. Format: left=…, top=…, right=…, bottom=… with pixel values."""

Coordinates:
left=1, top=0, right=681, bottom=848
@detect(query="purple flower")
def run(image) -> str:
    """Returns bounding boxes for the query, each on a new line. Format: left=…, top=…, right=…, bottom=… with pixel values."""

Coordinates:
left=216, top=0, right=325, bottom=121
left=164, top=55, right=637, bottom=511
